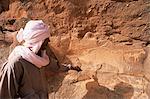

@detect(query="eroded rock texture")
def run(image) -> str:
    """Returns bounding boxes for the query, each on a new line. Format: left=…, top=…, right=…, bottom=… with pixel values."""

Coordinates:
left=0, top=0, right=150, bottom=99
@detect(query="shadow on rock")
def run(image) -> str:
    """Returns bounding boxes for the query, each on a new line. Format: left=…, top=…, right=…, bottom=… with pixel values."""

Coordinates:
left=44, top=45, right=73, bottom=93
left=83, top=81, right=134, bottom=99
left=0, top=0, right=10, bottom=13
left=114, top=82, right=134, bottom=99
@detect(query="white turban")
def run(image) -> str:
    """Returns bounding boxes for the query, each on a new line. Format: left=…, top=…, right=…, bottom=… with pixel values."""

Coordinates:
left=17, top=20, right=50, bottom=53
left=8, top=20, right=50, bottom=68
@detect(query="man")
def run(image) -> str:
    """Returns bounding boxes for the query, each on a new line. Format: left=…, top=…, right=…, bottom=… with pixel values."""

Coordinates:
left=0, top=20, right=50, bottom=99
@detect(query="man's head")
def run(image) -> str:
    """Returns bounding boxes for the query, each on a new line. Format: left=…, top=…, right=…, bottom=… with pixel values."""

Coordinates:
left=15, top=20, right=50, bottom=53
left=17, top=20, right=50, bottom=43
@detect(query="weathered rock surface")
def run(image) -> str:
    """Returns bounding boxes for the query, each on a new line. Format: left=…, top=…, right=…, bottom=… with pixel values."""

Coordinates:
left=0, top=0, right=150, bottom=99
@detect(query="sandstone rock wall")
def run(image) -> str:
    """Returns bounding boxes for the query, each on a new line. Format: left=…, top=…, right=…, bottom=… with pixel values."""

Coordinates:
left=0, top=0, right=150, bottom=99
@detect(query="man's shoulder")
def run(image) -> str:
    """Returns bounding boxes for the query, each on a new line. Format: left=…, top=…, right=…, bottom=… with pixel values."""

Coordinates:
left=18, top=58, right=35, bottom=67
left=13, top=58, right=27, bottom=66
left=14, top=59, right=23, bottom=66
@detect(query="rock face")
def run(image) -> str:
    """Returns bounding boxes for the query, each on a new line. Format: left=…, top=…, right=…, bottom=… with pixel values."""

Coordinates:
left=0, top=0, right=9, bottom=13
left=78, top=46, right=146, bottom=74
left=0, top=0, right=150, bottom=99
